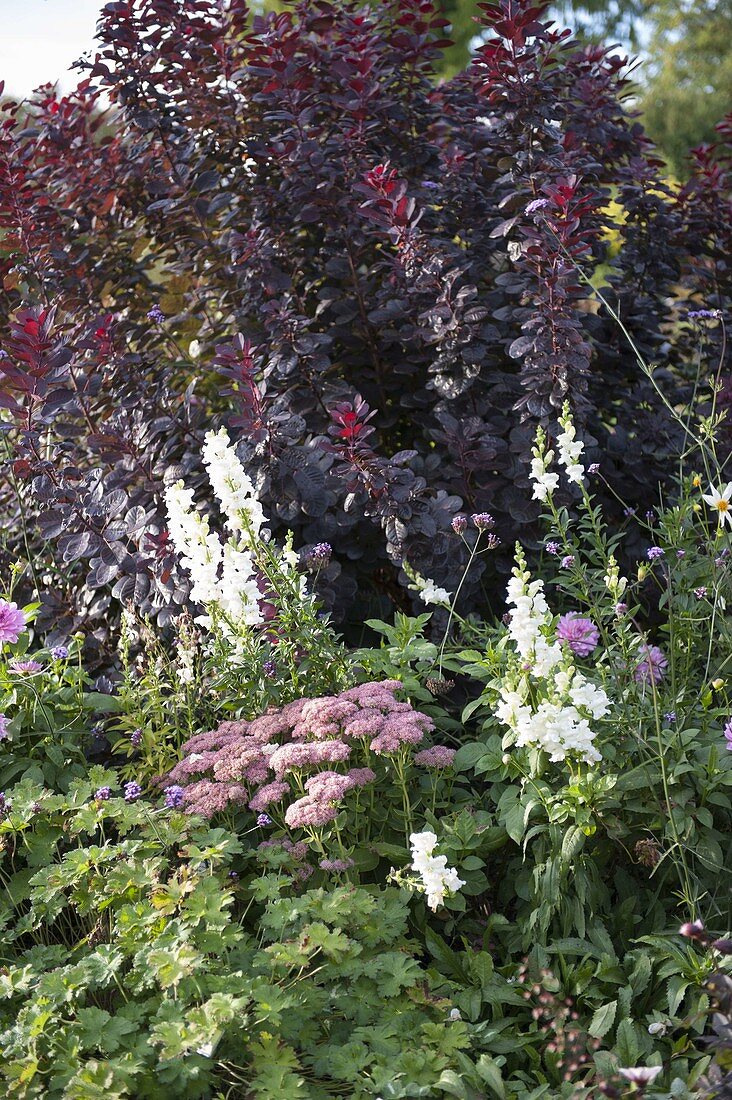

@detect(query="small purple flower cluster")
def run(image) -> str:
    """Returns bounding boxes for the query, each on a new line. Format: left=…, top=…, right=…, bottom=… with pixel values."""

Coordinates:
left=130, top=729, right=143, bottom=748
left=634, top=645, right=668, bottom=685
left=305, top=542, right=332, bottom=569
left=0, top=714, right=9, bottom=741
left=162, top=681, right=448, bottom=826
left=646, top=546, right=664, bottom=561
left=50, top=645, right=69, bottom=660
left=146, top=304, right=165, bottom=323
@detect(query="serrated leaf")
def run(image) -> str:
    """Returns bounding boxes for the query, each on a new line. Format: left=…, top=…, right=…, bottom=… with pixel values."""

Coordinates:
left=589, top=1000, right=617, bottom=1039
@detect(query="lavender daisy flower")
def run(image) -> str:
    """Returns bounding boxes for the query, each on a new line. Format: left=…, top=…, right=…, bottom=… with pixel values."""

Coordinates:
left=634, top=645, right=668, bottom=685
left=9, top=659, right=43, bottom=675
left=123, top=781, right=142, bottom=802
left=556, top=613, right=600, bottom=657
left=0, top=600, right=27, bottom=645
left=164, top=784, right=184, bottom=809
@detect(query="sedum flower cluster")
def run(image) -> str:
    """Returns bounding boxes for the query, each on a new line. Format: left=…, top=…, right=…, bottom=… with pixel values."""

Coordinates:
left=495, top=552, right=610, bottom=765
left=409, top=830, right=465, bottom=910
left=163, top=681, right=454, bottom=834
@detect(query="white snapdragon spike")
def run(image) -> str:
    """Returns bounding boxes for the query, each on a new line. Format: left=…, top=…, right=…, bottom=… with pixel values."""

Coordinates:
left=164, top=480, right=223, bottom=606
left=603, top=556, right=627, bottom=598
left=556, top=405, right=585, bottom=485
left=409, top=831, right=465, bottom=911
left=219, top=544, right=263, bottom=628
left=202, top=427, right=267, bottom=539
left=529, top=450, right=560, bottom=502
left=418, top=576, right=452, bottom=608
left=497, top=553, right=609, bottom=765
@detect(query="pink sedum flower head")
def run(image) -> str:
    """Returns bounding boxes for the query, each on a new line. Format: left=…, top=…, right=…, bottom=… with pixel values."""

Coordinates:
left=0, top=600, right=26, bottom=645
left=634, top=644, right=668, bottom=685
left=556, top=613, right=599, bottom=657
left=414, top=746, right=456, bottom=768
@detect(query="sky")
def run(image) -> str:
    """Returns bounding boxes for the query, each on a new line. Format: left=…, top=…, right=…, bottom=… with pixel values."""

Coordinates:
left=0, top=0, right=102, bottom=99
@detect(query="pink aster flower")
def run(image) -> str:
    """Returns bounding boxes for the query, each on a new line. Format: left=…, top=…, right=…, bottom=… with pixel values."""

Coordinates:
left=414, top=746, right=456, bottom=768
left=556, top=612, right=600, bottom=657
left=0, top=600, right=26, bottom=645
left=634, top=644, right=668, bottom=685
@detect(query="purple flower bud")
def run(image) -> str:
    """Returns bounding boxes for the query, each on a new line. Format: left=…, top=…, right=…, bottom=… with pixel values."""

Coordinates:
left=646, top=546, right=665, bottom=561
left=130, top=728, right=143, bottom=748
left=664, top=711, right=676, bottom=724
left=146, top=304, right=165, bottom=323
left=676, top=549, right=686, bottom=558
left=94, top=786, right=111, bottom=801
left=51, top=645, right=69, bottom=660
left=451, top=514, right=467, bottom=535
left=263, top=659, right=277, bottom=678
left=588, top=463, right=600, bottom=475
left=694, top=586, right=707, bottom=599
left=614, top=602, right=628, bottom=615
left=471, top=512, right=495, bottom=530
left=623, top=507, right=636, bottom=518
left=0, top=349, right=7, bottom=360
left=712, top=938, right=732, bottom=954
left=525, top=198, right=550, bottom=216
left=545, top=541, right=560, bottom=555
left=123, top=781, right=142, bottom=803
left=560, top=555, right=575, bottom=569
left=256, top=813, right=272, bottom=826
left=228, top=870, right=239, bottom=881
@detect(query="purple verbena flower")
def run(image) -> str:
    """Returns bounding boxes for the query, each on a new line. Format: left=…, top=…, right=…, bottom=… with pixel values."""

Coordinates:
left=694, top=586, right=708, bottom=599
left=256, top=812, right=272, bottom=826
left=614, top=602, right=628, bottom=615
left=0, top=600, right=27, bottom=645
left=676, top=549, right=686, bottom=558
left=646, top=546, right=665, bottom=561
left=688, top=308, right=722, bottom=320
left=560, top=555, right=575, bottom=569
left=471, top=512, right=494, bottom=530
left=645, top=509, right=656, bottom=523
left=94, top=786, right=111, bottom=801
left=164, top=784, right=184, bottom=809
left=664, top=711, right=676, bottom=724
left=451, top=514, right=467, bottom=535
left=525, top=198, right=550, bottom=215
left=623, top=507, right=636, bottom=517
left=146, top=304, right=165, bottom=323
left=556, top=613, right=600, bottom=657
left=50, top=645, right=69, bottom=660
left=123, top=781, right=142, bottom=802
left=421, top=180, right=440, bottom=190
left=130, top=728, right=143, bottom=747
left=0, top=714, right=8, bottom=741
left=634, top=644, right=668, bottom=685
left=588, top=463, right=600, bottom=475
left=306, top=542, right=332, bottom=569
left=545, top=541, right=560, bottom=555
left=484, top=533, right=501, bottom=550
left=0, top=792, right=10, bottom=814
left=262, top=659, right=277, bottom=678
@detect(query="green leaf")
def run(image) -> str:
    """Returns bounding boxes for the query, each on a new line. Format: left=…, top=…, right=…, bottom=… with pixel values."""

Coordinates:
left=476, top=1055, right=506, bottom=1098
left=589, top=1000, right=617, bottom=1039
